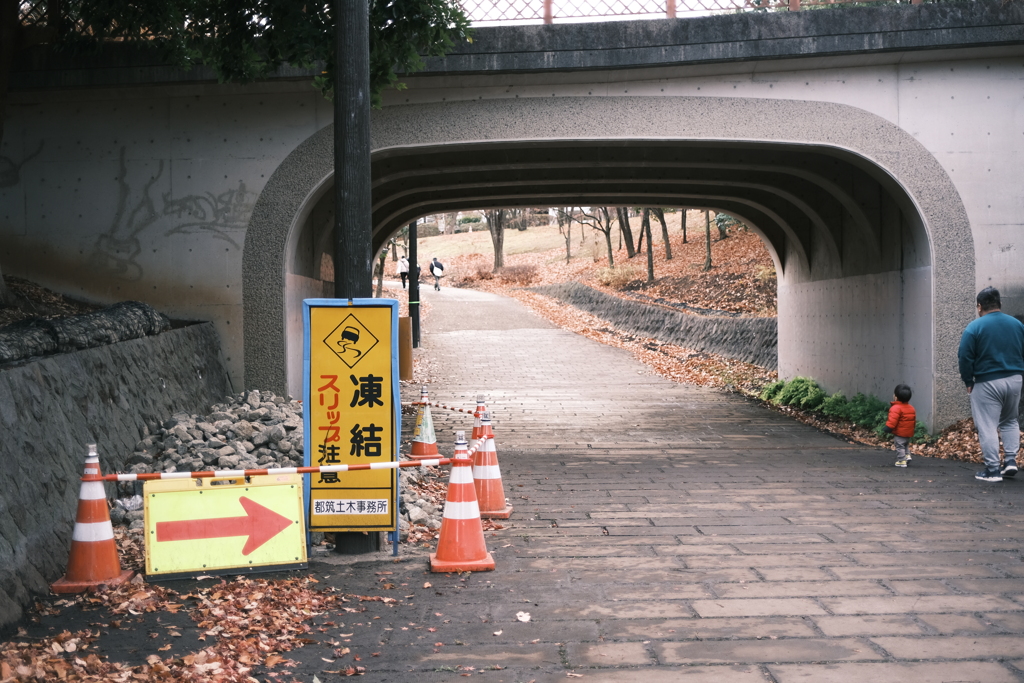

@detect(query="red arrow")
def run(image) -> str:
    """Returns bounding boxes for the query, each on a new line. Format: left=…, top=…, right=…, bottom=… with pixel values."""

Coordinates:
left=156, top=496, right=293, bottom=555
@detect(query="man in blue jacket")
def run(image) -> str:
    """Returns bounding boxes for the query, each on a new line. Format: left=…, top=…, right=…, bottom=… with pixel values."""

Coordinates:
left=958, top=287, right=1024, bottom=482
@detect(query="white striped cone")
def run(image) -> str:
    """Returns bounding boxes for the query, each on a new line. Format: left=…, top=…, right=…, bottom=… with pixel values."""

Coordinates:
left=430, top=432, right=494, bottom=572
left=470, top=394, right=487, bottom=445
left=52, top=444, right=134, bottom=593
left=410, top=386, right=439, bottom=459
left=473, top=412, right=513, bottom=519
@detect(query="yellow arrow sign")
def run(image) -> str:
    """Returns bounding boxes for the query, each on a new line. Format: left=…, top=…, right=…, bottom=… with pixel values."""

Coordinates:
left=144, top=474, right=307, bottom=578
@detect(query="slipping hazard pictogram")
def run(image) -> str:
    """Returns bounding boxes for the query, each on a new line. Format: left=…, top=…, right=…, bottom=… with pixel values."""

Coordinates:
left=323, top=314, right=379, bottom=369
left=144, top=474, right=307, bottom=579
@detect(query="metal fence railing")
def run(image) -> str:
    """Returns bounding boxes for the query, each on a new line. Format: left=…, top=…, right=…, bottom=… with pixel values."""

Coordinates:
left=459, top=0, right=923, bottom=24
left=18, top=0, right=927, bottom=35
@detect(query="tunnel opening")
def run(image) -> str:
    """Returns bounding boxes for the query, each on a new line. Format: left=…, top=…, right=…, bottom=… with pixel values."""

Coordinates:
left=284, top=139, right=934, bottom=425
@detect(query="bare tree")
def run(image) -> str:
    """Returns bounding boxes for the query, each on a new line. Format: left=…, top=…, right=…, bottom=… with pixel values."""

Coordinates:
left=642, top=209, right=655, bottom=283
left=653, top=209, right=671, bottom=260
left=484, top=209, right=506, bottom=271
left=703, top=209, right=712, bottom=272
left=374, top=247, right=387, bottom=297
left=616, top=207, right=636, bottom=258
left=635, top=211, right=644, bottom=255
left=681, top=209, right=688, bottom=244
left=716, top=212, right=729, bottom=240
left=556, top=208, right=575, bottom=263
left=579, top=207, right=615, bottom=266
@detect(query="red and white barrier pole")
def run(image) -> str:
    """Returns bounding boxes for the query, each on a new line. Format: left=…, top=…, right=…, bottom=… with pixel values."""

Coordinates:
left=88, top=458, right=453, bottom=483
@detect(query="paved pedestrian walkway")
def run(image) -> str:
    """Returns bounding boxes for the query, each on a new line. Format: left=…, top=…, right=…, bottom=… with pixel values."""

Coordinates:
left=378, top=286, right=1024, bottom=682
left=20, top=287, right=1024, bottom=682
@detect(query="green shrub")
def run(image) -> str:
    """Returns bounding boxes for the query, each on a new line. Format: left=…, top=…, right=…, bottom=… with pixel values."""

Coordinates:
left=759, top=381, right=785, bottom=402
left=773, top=377, right=818, bottom=407
left=846, top=393, right=889, bottom=429
left=874, top=419, right=933, bottom=444
left=801, top=385, right=826, bottom=410
left=911, top=421, right=933, bottom=445
left=819, top=391, right=848, bottom=418
left=873, top=421, right=893, bottom=440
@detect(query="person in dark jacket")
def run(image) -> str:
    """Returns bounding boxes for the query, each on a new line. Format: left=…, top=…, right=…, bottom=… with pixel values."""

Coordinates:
left=883, top=384, right=916, bottom=468
left=429, top=257, right=444, bottom=291
left=958, top=287, right=1024, bottom=482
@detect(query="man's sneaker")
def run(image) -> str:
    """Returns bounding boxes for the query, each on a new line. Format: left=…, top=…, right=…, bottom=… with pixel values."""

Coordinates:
left=906, top=453, right=912, bottom=461
left=975, top=469, right=1003, bottom=482
left=895, top=459, right=908, bottom=468
left=1001, top=461, right=1018, bottom=478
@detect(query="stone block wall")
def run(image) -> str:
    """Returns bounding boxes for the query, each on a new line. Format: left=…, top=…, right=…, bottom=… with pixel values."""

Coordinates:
left=0, top=323, right=231, bottom=632
left=533, top=283, right=777, bottom=370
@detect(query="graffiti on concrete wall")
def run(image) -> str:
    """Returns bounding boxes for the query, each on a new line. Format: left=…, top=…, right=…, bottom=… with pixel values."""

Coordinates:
left=88, top=147, right=255, bottom=280
left=89, top=147, right=164, bottom=281
left=162, top=181, right=254, bottom=249
left=0, top=141, right=44, bottom=188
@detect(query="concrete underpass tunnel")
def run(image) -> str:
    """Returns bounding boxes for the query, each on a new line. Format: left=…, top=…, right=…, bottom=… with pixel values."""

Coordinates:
left=245, top=96, right=975, bottom=430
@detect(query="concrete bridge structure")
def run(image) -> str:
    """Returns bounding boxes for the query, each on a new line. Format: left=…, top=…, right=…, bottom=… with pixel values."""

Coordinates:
left=3, top=1, right=1023, bottom=430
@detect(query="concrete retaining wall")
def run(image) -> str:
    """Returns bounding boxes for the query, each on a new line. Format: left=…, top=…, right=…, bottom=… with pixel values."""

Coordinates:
left=533, top=283, right=777, bottom=370
left=0, top=323, right=231, bottom=632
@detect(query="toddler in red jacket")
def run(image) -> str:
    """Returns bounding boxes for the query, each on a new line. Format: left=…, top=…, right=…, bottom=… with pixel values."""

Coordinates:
left=883, top=384, right=917, bottom=468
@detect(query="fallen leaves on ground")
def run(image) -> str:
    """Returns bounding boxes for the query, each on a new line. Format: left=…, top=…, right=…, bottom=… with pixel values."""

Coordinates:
left=505, top=289, right=777, bottom=394
left=3, top=574, right=398, bottom=682
left=779, top=407, right=986, bottom=464
left=448, top=222, right=776, bottom=317
left=0, top=276, right=102, bottom=328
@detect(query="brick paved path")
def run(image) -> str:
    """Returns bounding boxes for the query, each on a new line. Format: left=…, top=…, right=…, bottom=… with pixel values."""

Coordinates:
left=330, top=287, right=1024, bottom=682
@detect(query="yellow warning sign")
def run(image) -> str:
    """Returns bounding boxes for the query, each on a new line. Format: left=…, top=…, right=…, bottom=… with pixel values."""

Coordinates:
left=143, top=474, right=307, bottom=578
left=305, top=301, right=398, bottom=532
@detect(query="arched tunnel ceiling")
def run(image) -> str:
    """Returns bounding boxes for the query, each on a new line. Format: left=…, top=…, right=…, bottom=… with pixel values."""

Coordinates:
left=367, top=141, right=931, bottom=282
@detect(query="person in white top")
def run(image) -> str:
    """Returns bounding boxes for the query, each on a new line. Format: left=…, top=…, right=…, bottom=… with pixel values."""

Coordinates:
left=397, top=256, right=410, bottom=289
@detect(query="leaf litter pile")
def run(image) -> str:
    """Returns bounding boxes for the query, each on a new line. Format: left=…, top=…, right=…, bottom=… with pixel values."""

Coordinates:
left=2, top=575, right=393, bottom=681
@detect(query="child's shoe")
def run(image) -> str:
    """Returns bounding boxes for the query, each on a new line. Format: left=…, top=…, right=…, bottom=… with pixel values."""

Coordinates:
left=895, top=459, right=908, bottom=468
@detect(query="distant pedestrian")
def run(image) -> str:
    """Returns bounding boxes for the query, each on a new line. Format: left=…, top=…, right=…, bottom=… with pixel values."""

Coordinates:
left=429, top=257, right=445, bottom=291
left=883, top=384, right=916, bottom=468
left=397, top=256, right=410, bottom=289
left=958, top=287, right=1024, bottom=482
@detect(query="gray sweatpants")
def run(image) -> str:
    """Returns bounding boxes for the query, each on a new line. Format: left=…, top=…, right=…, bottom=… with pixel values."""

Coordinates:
left=970, top=375, right=1023, bottom=472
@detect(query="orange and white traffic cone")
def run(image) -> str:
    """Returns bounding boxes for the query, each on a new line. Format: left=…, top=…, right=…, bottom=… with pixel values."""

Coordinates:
left=410, top=386, right=439, bottom=460
left=430, top=431, right=494, bottom=573
left=470, top=394, right=488, bottom=445
left=474, top=411, right=513, bottom=519
left=51, top=444, right=134, bottom=594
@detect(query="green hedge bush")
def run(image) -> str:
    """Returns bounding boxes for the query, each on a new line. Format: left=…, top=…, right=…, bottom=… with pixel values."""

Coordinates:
left=758, top=378, right=933, bottom=443
left=773, top=377, right=818, bottom=407
left=759, top=381, right=785, bottom=402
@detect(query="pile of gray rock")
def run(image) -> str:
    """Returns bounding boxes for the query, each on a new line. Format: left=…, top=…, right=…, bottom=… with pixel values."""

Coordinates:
left=122, top=389, right=304, bottom=478
left=398, top=465, right=444, bottom=537
left=108, top=388, right=447, bottom=540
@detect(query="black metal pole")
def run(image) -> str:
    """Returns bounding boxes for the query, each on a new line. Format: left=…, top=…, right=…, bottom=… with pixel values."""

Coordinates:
left=334, top=0, right=372, bottom=299
left=408, top=221, right=421, bottom=348
left=333, top=0, right=377, bottom=555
